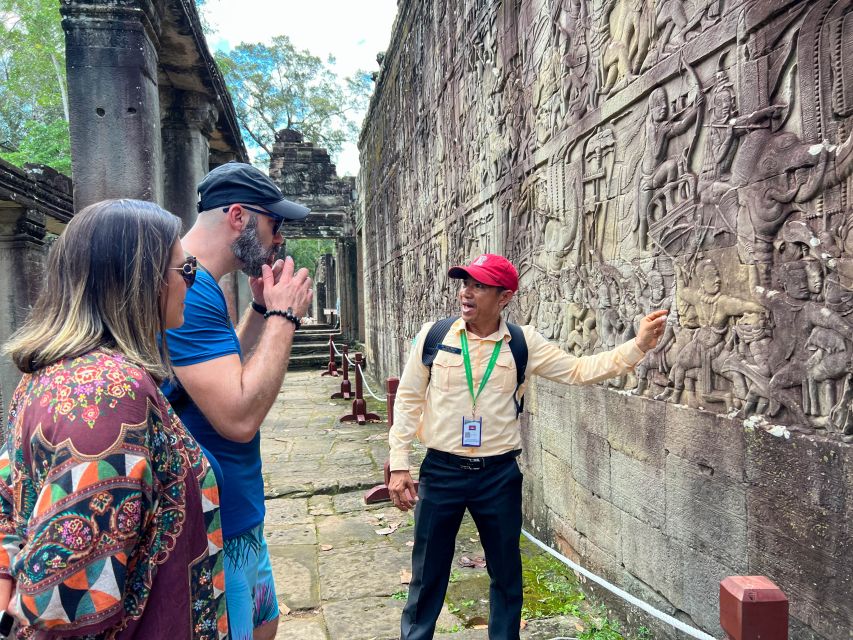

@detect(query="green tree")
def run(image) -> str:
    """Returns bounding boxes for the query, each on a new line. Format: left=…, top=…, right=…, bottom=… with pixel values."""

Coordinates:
left=284, top=239, right=336, bottom=278
left=0, top=0, right=70, bottom=173
left=215, top=36, right=372, bottom=166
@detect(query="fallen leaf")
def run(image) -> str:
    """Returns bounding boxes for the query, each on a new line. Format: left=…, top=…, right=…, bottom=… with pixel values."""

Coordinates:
left=520, top=619, right=527, bottom=630
left=400, top=569, right=412, bottom=584
left=473, top=624, right=488, bottom=630
left=406, top=540, right=415, bottom=547
left=375, top=522, right=402, bottom=535
left=458, top=555, right=487, bottom=568
left=320, top=544, right=334, bottom=551
left=280, top=603, right=291, bottom=616
left=469, top=538, right=478, bottom=543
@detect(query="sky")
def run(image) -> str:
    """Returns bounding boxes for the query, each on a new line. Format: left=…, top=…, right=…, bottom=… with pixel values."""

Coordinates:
left=200, top=0, right=399, bottom=176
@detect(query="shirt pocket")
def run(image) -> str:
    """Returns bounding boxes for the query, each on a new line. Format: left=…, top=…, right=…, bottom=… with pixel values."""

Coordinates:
left=432, top=352, right=465, bottom=393
left=494, top=351, right=517, bottom=394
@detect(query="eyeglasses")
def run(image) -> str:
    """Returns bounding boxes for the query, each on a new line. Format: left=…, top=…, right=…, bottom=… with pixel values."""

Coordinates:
left=169, top=255, right=198, bottom=288
left=222, top=204, right=284, bottom=236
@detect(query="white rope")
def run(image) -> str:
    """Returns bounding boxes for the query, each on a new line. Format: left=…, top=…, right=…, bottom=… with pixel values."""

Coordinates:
left=521, top=530, right=716, bottom=640
left=330, top=339, right=357, bottom=366
left=356, top=364, right=387, bottom=402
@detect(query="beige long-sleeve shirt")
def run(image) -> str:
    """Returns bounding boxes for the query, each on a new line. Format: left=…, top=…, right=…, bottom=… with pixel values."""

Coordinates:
left=389, top=317, right=645, bottom=471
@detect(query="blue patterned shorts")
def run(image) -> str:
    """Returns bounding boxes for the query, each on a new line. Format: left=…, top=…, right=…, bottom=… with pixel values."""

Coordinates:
left=223, top=524, right=280, bottom=639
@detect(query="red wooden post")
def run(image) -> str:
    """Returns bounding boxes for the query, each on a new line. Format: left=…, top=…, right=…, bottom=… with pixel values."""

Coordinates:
left=720, top=576, right=788, bottom=640
left=339, top=353, right=380, bottom=424
left=321, top=335, right=339, bottom=377
left=386, top=377, right=400, bottom=428
left=331, top=345, right=353, bottom=399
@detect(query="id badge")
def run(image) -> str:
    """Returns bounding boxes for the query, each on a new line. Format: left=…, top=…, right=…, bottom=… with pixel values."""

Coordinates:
left=462, top=416, right=483, bottom=447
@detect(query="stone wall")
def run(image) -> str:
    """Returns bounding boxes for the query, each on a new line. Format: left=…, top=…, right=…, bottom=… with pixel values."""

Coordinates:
left=358, top=0, right=853, bottom=637
left=0, top=161, right=73, bottom=414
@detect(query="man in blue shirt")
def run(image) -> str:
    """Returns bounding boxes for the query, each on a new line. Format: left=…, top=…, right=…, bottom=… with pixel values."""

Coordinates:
left=163, top=162, right=313, bottom=640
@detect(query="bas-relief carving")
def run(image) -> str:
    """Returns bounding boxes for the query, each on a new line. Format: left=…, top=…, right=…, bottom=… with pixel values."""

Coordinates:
left=361, top=0, right=853, bottom=441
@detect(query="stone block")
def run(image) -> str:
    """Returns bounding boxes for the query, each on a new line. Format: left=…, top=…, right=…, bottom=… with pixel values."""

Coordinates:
left=276, top=614, right=329, bottom=640
left=268, top=544, right=320, bottom=610
left=605, top=393, right=666, bottom=466
left=323, top=596, right=405, bottom=640
left=319, top=545, right=413, bottom=600
left=682, top=550, right=739, bottom=636
left=620, top=512, right=685, bottom=610
left=565, top=385, right=609, bottom=439
left=665, top=454, right=747, bottom=572
left=536, top=383, right=573, bottom=460
left=542, top=450, right=575, bottom=522
left=571, top=427, right=612, bottom=499
left=574, top=483, right=622, bottom=560
left=665, top=403, right=745, bottom=481
left=745, top=429, right=853, bottom=637
left=610, top=450, right=665, bottom=528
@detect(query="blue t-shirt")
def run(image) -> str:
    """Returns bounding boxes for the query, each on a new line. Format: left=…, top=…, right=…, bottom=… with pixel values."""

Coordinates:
left=162, top=267, right=264, bottom=539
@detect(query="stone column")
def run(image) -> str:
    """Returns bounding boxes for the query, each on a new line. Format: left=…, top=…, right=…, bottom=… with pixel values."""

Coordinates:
left=161, top=90, right=218, bottom=229
left=356, top=231, right=366, bottom=342
left=61, top=0, right=163, bottom=209
left=0, top=206, right=47, bottom=412
left=338, top=238, right=360, bottom=341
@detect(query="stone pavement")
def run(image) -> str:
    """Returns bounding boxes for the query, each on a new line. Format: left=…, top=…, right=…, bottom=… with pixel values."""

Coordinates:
left=261, top=370, right=588, bottom=640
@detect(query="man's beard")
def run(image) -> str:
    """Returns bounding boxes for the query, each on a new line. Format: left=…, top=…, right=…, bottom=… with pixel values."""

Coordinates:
left=232, top=216, right=276, bottom=277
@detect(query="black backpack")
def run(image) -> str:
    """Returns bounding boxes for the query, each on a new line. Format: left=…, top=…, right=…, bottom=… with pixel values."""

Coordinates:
left=420, top=316, right=528, bottom=418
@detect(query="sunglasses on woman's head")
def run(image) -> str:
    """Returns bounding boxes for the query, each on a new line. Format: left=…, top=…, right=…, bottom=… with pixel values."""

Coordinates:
left=170, top=256, right=198, bottom=288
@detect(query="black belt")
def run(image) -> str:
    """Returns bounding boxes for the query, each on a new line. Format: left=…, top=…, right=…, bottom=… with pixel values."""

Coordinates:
left=426, top=448, right=521, bottom=471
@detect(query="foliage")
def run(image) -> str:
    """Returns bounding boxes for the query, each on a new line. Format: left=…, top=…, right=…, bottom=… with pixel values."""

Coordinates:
left=284, top=239, right=336, bottom=278
left=1, top=119, right=71, bottom=173
left=390, top=590, right=408, bottom=601
left=215, top=35, right=372, bottom=165
left=635, top=626, right=652, bottom=640
left=578, top=612, right=623, bottom=640
left=0, top=0, right=70, bottom=172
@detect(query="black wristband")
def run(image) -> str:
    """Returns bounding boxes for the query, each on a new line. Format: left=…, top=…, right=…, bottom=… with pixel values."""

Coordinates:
left=264, top=307, right=301, bottom=329
left=251, top=300, right=267, bottom=315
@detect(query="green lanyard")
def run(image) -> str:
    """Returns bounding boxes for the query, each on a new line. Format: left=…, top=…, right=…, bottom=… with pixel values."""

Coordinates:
left=459, top=330, right=502, bottom=415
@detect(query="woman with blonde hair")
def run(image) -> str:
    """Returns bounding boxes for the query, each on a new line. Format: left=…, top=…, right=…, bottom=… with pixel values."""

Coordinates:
left=0, top=199, right=227, bottom=639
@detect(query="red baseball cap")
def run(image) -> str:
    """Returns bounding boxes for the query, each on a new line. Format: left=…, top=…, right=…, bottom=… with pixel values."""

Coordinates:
left=448, top=254, right=519, bottom=292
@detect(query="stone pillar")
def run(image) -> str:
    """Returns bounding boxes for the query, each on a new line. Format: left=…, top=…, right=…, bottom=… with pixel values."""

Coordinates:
left=0, top=206, right=47, bottom=413
left=161, top=90, right=218, bottom=229
left=62, top=0, right=163, bottom=209
left=338, top=238, right=360, bottom=341
left=356, top=231, right=366, bottom=342
left=321, top=253, right=337, bottom=319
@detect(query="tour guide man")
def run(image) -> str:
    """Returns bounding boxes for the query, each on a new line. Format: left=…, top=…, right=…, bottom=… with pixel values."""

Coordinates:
left=388, top=253, right=667, bottom=640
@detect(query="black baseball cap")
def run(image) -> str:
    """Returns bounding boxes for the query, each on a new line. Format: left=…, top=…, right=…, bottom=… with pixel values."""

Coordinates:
left=196, top=162, right=310, bottom=220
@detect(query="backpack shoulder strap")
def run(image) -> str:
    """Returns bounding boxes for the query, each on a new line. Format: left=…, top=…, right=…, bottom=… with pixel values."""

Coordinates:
left=421, top=316, right=460, bottom=372
left=506, top=322, right=528, bottom=418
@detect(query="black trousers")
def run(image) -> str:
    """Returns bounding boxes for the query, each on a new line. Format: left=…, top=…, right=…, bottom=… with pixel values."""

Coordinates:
left=400, top=449, right=524, bottom=640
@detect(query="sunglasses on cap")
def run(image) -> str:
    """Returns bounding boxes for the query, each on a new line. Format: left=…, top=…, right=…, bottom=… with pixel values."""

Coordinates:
left=169, top=256, right=198, bottom=288
left=222, top=204, right=284, bottom=236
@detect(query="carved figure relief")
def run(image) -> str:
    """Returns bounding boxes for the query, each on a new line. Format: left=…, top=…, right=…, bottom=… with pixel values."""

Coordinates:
left=359, top=0, right=853, bottom=443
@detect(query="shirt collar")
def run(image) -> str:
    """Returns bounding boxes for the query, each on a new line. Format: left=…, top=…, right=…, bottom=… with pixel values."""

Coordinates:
left=450, top=316, right=510, bottom=342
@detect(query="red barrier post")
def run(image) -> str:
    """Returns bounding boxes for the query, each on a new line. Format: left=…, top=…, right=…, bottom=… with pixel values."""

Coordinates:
left=331, top=345, right=353, bottom=399
left=363, top=460, right=420, bottom=504
left=720, top=576, right=788, bottom=640
left=321, top=335, right=339, bottom=377
left=386, top=377, right=399, bottom=428
left=363, top=377, right=414, bottom=504
left=339, top=353, right=380, bottom=424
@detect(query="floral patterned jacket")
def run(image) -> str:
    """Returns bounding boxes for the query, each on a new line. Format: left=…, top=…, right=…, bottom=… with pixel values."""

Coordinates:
left=0, top=350, right=228, bottom=639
